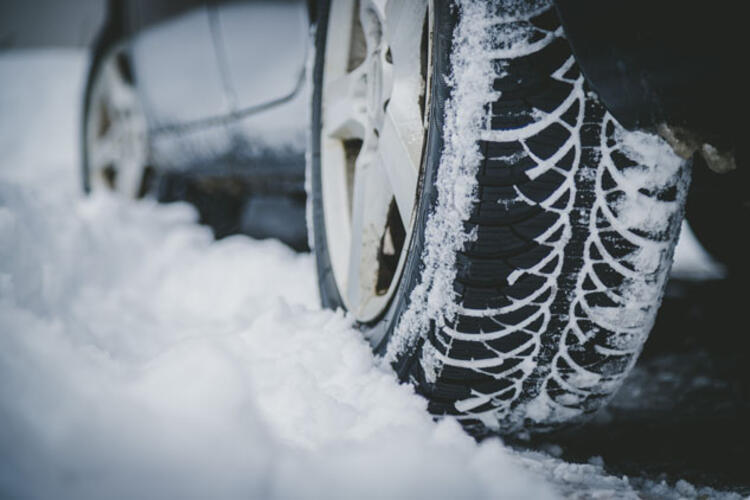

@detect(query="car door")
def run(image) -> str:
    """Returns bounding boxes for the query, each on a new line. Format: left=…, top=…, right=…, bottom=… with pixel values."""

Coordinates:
left=127, top=0, right=231, bottom=128
left=211, top=0, right=309, bottom=114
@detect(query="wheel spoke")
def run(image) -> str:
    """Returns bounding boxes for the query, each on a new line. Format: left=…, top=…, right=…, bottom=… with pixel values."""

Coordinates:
left=323, top=68, right=368, bottom=140
left=377, top=0, right=428, bottom=228
left=377, top=103, right=421, bottom=228
left=346, top=150, right=394, bottom=315
left=385, top=0, right=428, bottom=87
left=325, top=1, right=358, bottom=75
left=89, top=127, right=120, bottom=171
left=359, top=0, right=387, bottom=52
left=116, top=152, right=146, bottom=197
left=323, top=0, right=367, bottom=142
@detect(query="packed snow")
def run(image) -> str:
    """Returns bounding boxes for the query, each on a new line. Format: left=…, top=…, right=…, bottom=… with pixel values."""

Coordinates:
left=0, top=49, right=741, bottom=500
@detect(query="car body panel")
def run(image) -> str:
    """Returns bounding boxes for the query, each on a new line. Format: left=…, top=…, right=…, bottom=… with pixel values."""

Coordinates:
left=149, top=83, right=308, bottom=182
left=216, top=1, right=309, bottom=112
left=130, top=6, right=231, bottom=126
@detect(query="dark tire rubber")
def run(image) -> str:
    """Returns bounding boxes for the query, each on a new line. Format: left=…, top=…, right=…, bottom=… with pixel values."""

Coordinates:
left=311, top=0, right=690, bottom=435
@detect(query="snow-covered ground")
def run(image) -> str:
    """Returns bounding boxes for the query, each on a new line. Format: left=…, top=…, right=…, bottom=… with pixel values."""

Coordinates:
left=0, top=50, right=740, bottom=500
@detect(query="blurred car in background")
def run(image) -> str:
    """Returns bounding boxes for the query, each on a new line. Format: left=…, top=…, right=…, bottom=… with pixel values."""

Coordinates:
left=82, top=0, right=312, bottom=248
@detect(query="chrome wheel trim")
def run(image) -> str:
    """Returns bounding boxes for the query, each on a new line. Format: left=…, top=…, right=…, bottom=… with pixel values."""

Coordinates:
left=321, top=0, right=433, bottom=322
left=86, top=48, right=148, bottom=198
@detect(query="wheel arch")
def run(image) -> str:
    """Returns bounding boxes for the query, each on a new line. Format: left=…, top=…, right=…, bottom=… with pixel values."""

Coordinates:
left=553, top=0, right=744, bottom=155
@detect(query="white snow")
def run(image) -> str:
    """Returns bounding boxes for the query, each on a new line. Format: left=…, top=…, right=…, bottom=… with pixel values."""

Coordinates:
left=672, top=221, right=726, bottom=280
left=0, top=49, right=742, bottom=500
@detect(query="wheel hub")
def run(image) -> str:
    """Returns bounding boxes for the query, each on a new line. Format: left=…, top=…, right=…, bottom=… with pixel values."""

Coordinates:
left=320, top=0, right=431, bottom=322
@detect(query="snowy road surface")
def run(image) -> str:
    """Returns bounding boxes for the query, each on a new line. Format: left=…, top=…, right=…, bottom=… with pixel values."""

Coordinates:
left=0, top=50, right=745, bottom=500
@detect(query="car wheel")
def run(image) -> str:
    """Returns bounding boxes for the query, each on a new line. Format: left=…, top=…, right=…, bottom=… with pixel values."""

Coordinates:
left=310, top=0, right=690, bottom=435
left=82, top=44, right=150, bottom=198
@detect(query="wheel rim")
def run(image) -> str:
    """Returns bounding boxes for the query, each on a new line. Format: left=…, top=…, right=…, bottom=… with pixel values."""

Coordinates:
left=86, top=48, right=148, bottom=198
left=321, top=0, right=433, bottom=322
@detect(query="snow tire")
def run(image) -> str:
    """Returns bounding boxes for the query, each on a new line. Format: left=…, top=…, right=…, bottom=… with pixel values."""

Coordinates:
left=311, top=0, right=690, bottom=435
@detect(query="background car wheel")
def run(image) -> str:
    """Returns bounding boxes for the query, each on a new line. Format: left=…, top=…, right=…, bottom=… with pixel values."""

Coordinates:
left=82, top=44, right=150, bottom=198
left=311, top=0, right=690, bottom=435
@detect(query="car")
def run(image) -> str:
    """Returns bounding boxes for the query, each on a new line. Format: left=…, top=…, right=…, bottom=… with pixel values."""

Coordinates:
left=83, top=0, right=744, bottom=436
left=82, top=0, right=312, bottom=247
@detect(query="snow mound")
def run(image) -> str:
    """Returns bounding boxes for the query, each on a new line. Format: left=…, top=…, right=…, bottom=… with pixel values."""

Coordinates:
left=0, top=50, right=552, bottom=500
left=0, top=182, right=546, bottom=500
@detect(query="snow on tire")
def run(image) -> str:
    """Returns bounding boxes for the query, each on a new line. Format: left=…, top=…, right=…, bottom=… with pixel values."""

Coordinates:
left=311, top=0, right=690, bottom=435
